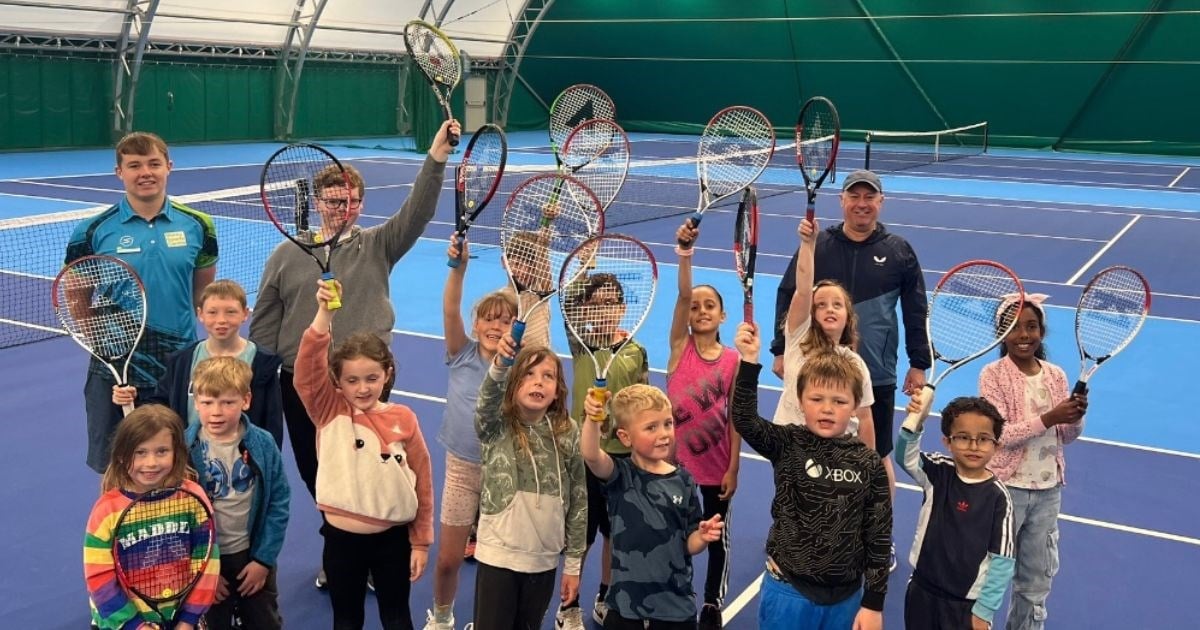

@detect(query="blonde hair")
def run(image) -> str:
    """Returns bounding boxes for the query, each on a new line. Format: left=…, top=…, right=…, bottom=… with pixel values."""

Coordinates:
left=501, top=347, right=572, bottom=454
left=115, top=131, right=169, bottom=166
left=798, top=280, right=859, bottom=354
left=473, top=290, right=518, bottom=327
left=199, top=279, right=248, bottom=310
left=796, top=350, right=864, bottom=407
left=610, top=384, right=672, bottom=429
left=192, top=356, right=252, bottom=398
left=314, top=163, right=365, bottom=198
left=102, top=405, right=193, bottom=493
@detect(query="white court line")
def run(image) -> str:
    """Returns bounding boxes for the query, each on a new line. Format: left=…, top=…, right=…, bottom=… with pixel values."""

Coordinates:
left=10, top=179, right=123, bottom=194
left=1065, top=214, right=1142, bottom=284
left=1169, top=167, right=1191, bottom=188
left=722, top=573, right=762, bottom=624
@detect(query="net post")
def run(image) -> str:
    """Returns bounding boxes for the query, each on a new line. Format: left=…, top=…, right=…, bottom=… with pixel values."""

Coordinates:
left=983, top=121, right=989, bottom=154
left=864, top=131, right=873, bottom=170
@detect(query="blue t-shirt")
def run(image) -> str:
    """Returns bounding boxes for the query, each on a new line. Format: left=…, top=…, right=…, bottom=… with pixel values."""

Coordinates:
left=439, top=340, right=487, bottom=463
left=605, top=457, right=702, bottom=622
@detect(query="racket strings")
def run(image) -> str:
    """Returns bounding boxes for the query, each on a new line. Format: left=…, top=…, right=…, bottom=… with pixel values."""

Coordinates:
left=115, top=490, right=212, bottom=601
left=500, top=175, right=599, bottom=295
left=799, top=109, right=837, bottom=180
left=460, top=131, right=506, bottom=212
left=929, top=265, right=1022, bottom=363
left=1077, top=269, right=1149, bottom=358
left=406, top=25, right=460, bottom=86
left=562, top=120, right=630, bottom=211
left=698, top=107, right=775, bottom=198
left=549, top=85, right=616, bottom=151
left=560, top=236, right=657, bottom=354
left=734, top=188, right=758, bottom=280
left=261, top=145, right=350, bottom=245
left=54, top=258, right=145, bottom=359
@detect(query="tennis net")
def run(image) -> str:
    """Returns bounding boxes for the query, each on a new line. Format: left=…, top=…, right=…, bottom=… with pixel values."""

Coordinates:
left=0, top=186, right=279, bottom=350
left=864, top=121, right=988, bottom=173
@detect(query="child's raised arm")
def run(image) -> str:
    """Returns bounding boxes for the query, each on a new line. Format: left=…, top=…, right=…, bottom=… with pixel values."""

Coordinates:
left=730, top=322, right=788, bottom=461
left=294, top=279, right=344, bottom=427
left=785, top=217, right=817, bottom=335
left=443, top=231, right=470, bottom=357
left=475, top=332, right=517, bottom=443
left=667, top=220, right=699, bottom=374
left=580, top=392, right=614, bottom=480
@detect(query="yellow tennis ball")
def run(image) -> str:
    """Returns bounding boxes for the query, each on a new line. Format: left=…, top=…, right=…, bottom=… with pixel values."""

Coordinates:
left=161, top=587, right=174, bottom=598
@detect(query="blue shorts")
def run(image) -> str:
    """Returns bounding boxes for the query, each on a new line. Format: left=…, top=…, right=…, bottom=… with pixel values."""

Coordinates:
left=759, top=569, right=861, bottom=630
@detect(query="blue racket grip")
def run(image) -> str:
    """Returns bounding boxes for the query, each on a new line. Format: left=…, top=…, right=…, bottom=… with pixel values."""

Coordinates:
left=446, top=234, right=465, bottom=268
left=678, top=211, right=704, bottom=249
left=501, top=320, right=527, bottom=367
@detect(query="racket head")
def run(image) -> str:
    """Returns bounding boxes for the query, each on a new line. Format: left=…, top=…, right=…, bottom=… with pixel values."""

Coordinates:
left=733, top=186, right=759, bottom=322
left=561, top=118, right=631, bottom=211
left=1075, top=265, right=1150, bottom=364
left=549, top=84, right=616, bottom=158
left=111, top=486, right=216, bottom=606
left=51, top=254, right=148, bottom=364
left=927, top=260, right=1025, bottom=369
left=796, top=96, right=841, bottom=191
left=697, top=106, right=776, bottom=201
left=260, top=143, right=355, bottom=255
left=457, top=123, right=508, bottom=227
left=558, top=234, right=658, bottom=358
left=403, top=20, right=462, bottom=90
left=499, top=173, right=604, bottom=297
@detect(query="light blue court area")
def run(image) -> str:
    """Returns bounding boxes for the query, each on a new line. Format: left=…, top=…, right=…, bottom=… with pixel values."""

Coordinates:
left=0, top=193, right=98, bottom=220
left=384, top=236, right=1200, bottom=456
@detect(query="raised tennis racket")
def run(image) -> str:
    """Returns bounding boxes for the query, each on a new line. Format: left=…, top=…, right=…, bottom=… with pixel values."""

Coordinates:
left=904, top=260, right=1024, bottom=423
left=449, top=123, right=508, bottom=268
left=733, top=186, right=759, bottom=323
left=796, top=96, right=841, bottom=222
left=559, top=234, right=658, bottom=422
left=560, top=118, right=630, bottom=212
left=549, top=84, right=615, bottom=161
left=112, top=486, right=216, bottom=629
left=679, top=106, right=775, bottom=247
left=404, top=20, right=461, bottom=146
left=1073, top=266, right=1150, bottom=395
left=52, top=254, right=147, bottom=416
left=260, top=143, right=354, bottom=310
left=500, top=173, right=603, bottom=364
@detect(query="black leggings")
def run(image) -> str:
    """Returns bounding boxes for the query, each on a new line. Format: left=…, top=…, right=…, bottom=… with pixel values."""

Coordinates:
left=472, top=561, right=556, bottom=630
left=698, top=485, right=731, bottom=606
left=322, top=523, right=414, bottom=630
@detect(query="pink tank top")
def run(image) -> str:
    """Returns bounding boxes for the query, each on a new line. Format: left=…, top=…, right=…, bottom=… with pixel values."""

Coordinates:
left=667, top=337, right=740, bottom=486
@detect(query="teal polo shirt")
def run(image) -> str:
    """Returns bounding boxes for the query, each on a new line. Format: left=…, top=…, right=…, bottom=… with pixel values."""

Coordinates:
left=66, top=197, right=218, bottom=385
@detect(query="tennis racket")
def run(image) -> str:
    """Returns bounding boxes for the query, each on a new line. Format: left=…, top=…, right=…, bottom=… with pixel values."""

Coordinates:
left=733, top=186, right=759, bottom=323
left=904, top=260, right=1024, bottom=423
left=52, top=254, right=147, bottom=416
left=112, top=486, right=216, bottom=629
left=449, top=123, right=508, bottom=268
left=260, top=143, right=354, bottom=310
left=560, top=118, right=630, bottom=212
left=796, top=96, right=841, bottom=222
left=559, top=234, right=658, bottom=422
left=549, top=84, right=615, bottom=162
left=1073, top=266, right=1150, bottom=395
left=679, top=106, right=775, bottom=247
left=404, top=20, right=461, bottom=146
left=500, top=173, right=603, bottom=365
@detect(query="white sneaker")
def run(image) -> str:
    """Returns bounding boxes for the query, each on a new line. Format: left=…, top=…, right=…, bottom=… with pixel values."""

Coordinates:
left=555, top=604, right=585, bottom=630
left=422, top=609, right=455, bottom=630
left=591, top=595, right=609, bottom=625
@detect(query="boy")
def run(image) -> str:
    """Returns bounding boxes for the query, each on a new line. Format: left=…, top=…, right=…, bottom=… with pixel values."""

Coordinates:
left=731, top=323, right=890, bottom=630
left=580, top=384, right=723, bottom=629
left=185, top=356, right=290, bottom=630
left=67, top=131, right=218, bottom=473
left=898, top=392, right=1015, bottom=630
left=114, top=279, right=284, bottom=447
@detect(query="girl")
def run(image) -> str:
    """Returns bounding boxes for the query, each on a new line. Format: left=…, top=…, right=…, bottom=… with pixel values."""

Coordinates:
left=84, top=404, right=220, bottom=630
left=774, top=217, right=876, bottom=452
left=295, top=279, right=434, bottom=630
left=666, top=220, right=742, bottom=629
left=424, top=234, right=518, bottom=630
left=979, top=295, right=1087, bottom=630
left=473, top=335, right=587, bottom=630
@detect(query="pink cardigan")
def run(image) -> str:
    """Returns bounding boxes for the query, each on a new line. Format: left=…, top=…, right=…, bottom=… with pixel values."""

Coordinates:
left=978, top=356, right=1084, bottom=485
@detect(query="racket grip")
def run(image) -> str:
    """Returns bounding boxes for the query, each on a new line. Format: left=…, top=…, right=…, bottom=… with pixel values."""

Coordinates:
left=322, top=272, right=342, bottom=310
left=586, top=380, right=609, bottom=423
left=743, top=302, right=754, bottom=325
left=501, top=320, right=527, bottom=367
left=1072, top=380, right=1088, bottom=397
left=805, top=200, right=816, bottom=223
left=446, top=234, right=465, bottom=268
left=900, top=384, right=936, bottom=432
left=449, top=128, right=460, bottom=147
left=121, top=402, right=134, bottom=417
left=678, top=212, right=704, bottom=249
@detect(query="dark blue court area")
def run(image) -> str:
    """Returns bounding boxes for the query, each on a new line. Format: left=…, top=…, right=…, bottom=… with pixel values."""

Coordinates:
left=2, top=131, right=1198, bottom=628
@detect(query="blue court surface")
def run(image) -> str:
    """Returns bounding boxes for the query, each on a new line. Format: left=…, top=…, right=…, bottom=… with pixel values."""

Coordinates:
left=1, top=131, right=1197, bottom=628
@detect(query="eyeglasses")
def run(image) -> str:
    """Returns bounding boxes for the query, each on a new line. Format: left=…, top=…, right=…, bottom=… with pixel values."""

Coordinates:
left=949, top=434, right=999, bottom=448
left=318, top=197, right=363, bottom=210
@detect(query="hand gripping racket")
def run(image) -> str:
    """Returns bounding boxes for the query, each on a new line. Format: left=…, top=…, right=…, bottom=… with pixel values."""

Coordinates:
left=733, top=186, right=759, bottom=323
left=559, top=234, right=658, bottom=422
left=260, top=143, right=354, bottom=310
left=679, top=106, right=775, bottom=248
left=52, top=254, right=147, bottom=416
left=559, top=118, right=631, bottom=212
left=449, top=124, right=508, bottom=267
left=904, top=260, right=1024, bottom=423
left=112, top=486, right=216, bottom=629
left=500, top=173, right=604, bottom=365
left=796, top=96, right=841, bottom=221
left=549, top=84, right=615, bottom=163
left=404, top=20, right=462, bottom=146
left=1073, top=266, right=1150, bottom=395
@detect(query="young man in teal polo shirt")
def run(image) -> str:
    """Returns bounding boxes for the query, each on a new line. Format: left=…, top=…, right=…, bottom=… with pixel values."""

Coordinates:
left=65, top=131, right=218, bottom=473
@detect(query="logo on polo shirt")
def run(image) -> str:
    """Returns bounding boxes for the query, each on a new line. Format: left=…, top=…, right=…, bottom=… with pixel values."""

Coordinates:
left=165, top=231, right=188, bottom=247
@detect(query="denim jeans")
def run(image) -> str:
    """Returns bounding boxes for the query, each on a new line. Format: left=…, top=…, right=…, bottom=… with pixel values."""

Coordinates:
left=1005, top=485, right=1062, bottom=630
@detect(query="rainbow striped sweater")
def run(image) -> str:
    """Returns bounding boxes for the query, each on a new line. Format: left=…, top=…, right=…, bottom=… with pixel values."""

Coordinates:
left=83, top=480, right=220, bottom=629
